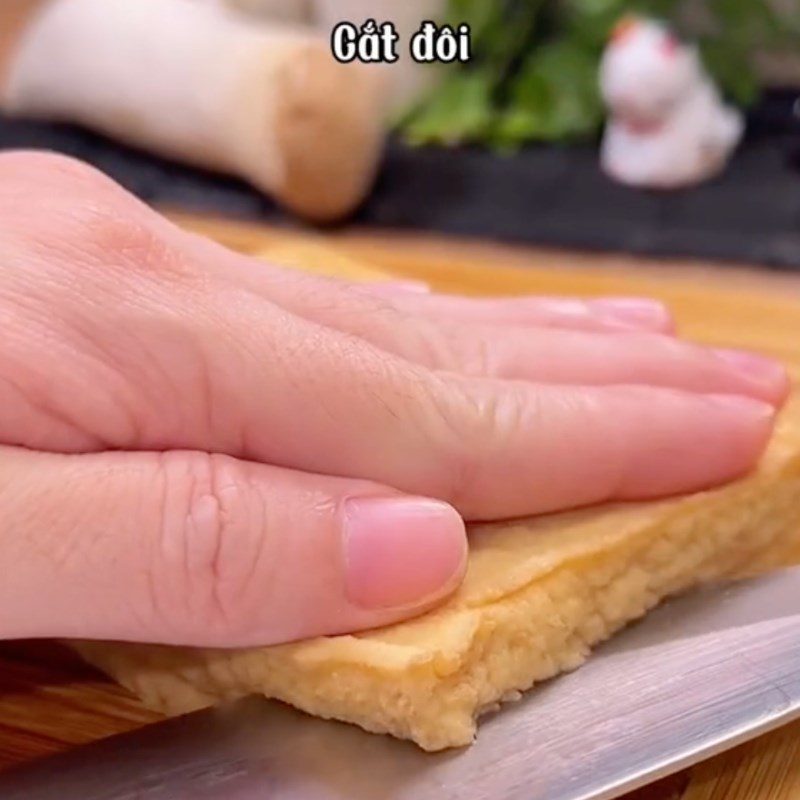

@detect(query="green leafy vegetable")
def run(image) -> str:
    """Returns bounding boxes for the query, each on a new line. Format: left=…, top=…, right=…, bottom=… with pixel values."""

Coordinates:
left=399, top=0, right=799, bottom=148
left=496, top=42, right=603, bottom=146
left=401, top=69, right=496, bottom=146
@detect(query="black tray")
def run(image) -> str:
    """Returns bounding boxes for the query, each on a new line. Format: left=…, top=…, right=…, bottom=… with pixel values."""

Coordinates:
left=1, top=89, right=799, bottom=268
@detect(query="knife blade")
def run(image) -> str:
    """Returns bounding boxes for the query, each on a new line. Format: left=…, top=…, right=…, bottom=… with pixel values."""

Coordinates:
left=2, top=567, right=800, bottom=800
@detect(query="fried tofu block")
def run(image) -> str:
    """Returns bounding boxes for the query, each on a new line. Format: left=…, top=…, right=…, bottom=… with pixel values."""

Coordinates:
left=73, top=395, right=800, bottom=751
left=70, top=237, right=800, bottom=751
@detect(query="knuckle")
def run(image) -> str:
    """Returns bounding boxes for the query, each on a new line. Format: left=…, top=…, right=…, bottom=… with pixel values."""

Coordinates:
left=418, top=376, right=487, bottom=506
left=82, top=210, right=180, bottom=280
left=402, top=320, right=469, bottom=372
left=148, top=452, right=274, bottom=641
left=0, top=151, right=188, bottom=286
left=57, top=199, right=180, bottom=284
left=427, top=377, right=530, bottom=510
left=450, top=332, right=495, bottom=377
left=389, top=317, right=498, bottom=378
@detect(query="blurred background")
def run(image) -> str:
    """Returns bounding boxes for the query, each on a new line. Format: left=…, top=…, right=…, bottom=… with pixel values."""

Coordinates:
left=0, top=0, right=799, bottom=267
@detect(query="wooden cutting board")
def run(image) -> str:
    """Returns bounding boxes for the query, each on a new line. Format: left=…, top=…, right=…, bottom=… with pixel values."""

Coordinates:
left=1, top=215, right=799, bottom=800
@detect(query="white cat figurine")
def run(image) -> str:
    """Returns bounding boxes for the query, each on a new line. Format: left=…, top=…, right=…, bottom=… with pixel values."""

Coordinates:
left=599, top=17, right=744, bottom=189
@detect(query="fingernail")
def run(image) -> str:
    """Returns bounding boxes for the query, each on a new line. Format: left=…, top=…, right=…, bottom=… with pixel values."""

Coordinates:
left=713, top=348, right=789, bottom=387
left=343, top=496, right=467, bottom=610
left=590, top=298, right=673, bottom=330
left=365, top=280, right=432, bottom=296
left=705, top=393, right=776, bottom=421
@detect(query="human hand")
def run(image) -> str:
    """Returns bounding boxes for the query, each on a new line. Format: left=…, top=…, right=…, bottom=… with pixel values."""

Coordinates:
left=0, top=152, right=788, bottom=647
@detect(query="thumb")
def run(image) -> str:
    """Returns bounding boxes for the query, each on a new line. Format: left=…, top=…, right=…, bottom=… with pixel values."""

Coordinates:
left=0, top=447, right=467, bottom=646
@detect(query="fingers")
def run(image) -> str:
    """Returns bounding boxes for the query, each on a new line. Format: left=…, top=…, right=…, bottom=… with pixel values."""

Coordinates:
left=1, top=223, right=776, bottom=521
left=197, top=238, right=676, bottom=335
left=184, top=300, right=777, bottom=517
left=0, top=446, right=466, bottom=646
left=54, top=285, right=778, bottom=519
left=187, top=241, right=786, bottom=404
left=2, top=250, right=774, bottom=521
left=440, top=383, right=774, bottom=518
left=142, top=282, right=780, bottom=517
left=367, top=287, right=677, bottom=334
left=433, top=327, right=790, bottom=405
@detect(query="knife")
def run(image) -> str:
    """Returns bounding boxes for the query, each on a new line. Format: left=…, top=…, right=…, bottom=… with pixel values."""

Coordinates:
left=2, top=567, right=800, bottom=800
